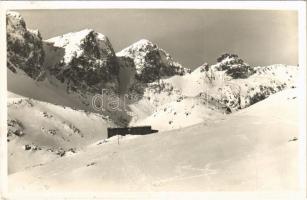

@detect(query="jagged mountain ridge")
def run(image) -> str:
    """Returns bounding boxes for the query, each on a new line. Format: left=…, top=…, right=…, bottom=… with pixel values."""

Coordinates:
left=128, top=54, right=298, bottom=131
left=6, top=11, right=299, bottom=131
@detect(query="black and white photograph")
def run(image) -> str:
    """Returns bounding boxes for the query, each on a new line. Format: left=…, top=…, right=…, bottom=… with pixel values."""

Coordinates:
left=0, top=1, right=306, bottom=199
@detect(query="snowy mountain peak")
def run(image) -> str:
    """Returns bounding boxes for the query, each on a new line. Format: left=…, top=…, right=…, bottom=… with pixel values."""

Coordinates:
left=132, top=38, right=153, bottom=46
left=116, top=38, right=155, bottom=57
left=192, top=62, right=209, bottom=74
left=6, top=11, right=27, bottom=34
left=44, top=29, right=119, bottom=94
left=46, top=29, right=109, bottom=44
left=129, top=39, right=155, bottom=49
left=7, top=11, right=24, bottom=21
left=117, top=39, right=190, bottom=83
left=46, top=29, right=114, bottom=64
left=138, top=38, right=152, bottom=44
left=47, top=29, right=94, bottom=43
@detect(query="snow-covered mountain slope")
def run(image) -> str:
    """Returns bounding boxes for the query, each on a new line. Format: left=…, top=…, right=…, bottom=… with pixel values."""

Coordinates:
left=131, top=97, right=224, bottom=131
left=7, top=67, right=91, bottom=111
left=198, top=63, right=297, bottom=110
left=6, top=11, right=45, bottom=79
left=8, top=88, right=300, bottom=192
left=7, top=67, right=134, bottom=128
left=165, top=55, right=298, bottom=98
left=159, top=58, right=298, bottom=110
left=45, top=29, right=119, bottom=94
left=117, top=39, right=190, bottom=83
left=7, top=92, right=113, bottom=174
left=128, top=57, right=298, bottom=131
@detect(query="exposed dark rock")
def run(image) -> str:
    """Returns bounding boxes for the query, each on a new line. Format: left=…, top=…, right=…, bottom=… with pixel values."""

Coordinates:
left=7, top=12, right=45, bottom=79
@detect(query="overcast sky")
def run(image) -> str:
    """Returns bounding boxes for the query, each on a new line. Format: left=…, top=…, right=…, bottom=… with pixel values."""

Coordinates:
left=18, top=9, right=298, bottom=69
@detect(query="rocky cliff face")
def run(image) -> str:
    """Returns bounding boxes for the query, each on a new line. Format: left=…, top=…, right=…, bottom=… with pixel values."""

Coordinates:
left=6, top=11, right=45, bottom=80
left=117, top=39, right=190, bottom=83
left=117, top=56, right=136, bottom=94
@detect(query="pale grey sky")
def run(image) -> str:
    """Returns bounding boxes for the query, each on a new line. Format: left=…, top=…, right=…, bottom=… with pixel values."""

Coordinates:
left=18, top=9, right=298, bottom=69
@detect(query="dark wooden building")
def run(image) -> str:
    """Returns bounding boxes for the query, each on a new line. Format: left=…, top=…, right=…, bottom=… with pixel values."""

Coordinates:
left=107, top=126, right=158, bottom=138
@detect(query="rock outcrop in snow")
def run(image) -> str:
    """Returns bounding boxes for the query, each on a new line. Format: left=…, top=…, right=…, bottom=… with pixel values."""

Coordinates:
left=6, top=11, right=45, bottom=79
left=213, top=53, right=255, bottom=79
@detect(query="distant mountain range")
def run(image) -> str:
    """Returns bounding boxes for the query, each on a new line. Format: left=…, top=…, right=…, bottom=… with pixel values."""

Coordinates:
left=7, top=11, right=298, bottom=130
